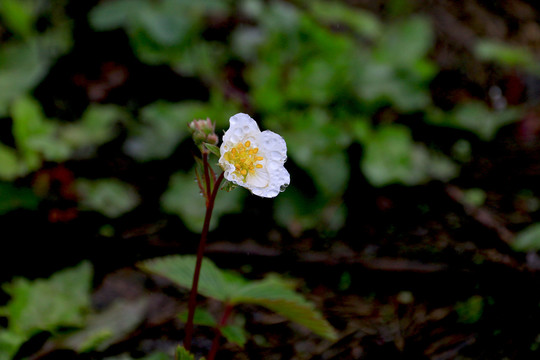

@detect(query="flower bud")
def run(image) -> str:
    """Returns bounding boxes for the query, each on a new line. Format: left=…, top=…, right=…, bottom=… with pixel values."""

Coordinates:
left=189, top=118, right=218, bottom=152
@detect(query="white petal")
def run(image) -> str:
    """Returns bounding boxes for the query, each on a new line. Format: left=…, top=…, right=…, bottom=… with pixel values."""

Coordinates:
left=246, top=168, right=270, bottom=188
left=222, top=113, right=261, bottom=145
left=259, top=130, right=287, bottom=163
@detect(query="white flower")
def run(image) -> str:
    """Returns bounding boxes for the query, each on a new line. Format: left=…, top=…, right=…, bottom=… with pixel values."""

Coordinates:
left=219, top=113, right=290, bottom=198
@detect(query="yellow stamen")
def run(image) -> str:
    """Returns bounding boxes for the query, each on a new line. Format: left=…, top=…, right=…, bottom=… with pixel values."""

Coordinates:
left=224, top=140, right=264, bottom=181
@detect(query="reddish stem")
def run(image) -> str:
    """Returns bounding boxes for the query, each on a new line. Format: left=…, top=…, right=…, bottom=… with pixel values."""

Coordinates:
left=183, top=168, right=225, bottom=351
left=202, top=152, right=212, bottom=205
left=207, top=303, right=234, bottom=360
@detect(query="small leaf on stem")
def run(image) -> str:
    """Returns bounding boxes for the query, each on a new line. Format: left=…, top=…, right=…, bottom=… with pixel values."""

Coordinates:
left=204, top=143, right=221, bottom=157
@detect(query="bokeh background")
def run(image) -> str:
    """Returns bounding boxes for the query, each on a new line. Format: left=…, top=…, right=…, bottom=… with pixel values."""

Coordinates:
left=2, top=0, right=540, bottom=359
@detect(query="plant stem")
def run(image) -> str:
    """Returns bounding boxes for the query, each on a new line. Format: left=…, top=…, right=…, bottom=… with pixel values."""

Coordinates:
left=207, top=303, right=234, bottom=360
left=183, top=165, right=225, bottom=351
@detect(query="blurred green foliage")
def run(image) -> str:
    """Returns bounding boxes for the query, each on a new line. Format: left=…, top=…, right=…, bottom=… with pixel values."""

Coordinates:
left=0, top=262, right=92, bottom=359
left=0, top=1, right=533, bottom=237
left=75, top=178, right=140, bottom=218
left=455, top=295, right=484, bottom=324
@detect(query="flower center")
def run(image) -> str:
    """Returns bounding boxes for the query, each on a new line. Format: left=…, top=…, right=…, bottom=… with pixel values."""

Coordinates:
left=224, top=140, right=264, bottom=180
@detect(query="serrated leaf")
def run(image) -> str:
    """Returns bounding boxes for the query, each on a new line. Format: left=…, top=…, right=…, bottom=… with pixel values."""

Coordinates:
left=230, top=276, right=337, bottom=341
left=138, top=255, right=239, bottom=302
left=140, top=256, right=337, bottom=340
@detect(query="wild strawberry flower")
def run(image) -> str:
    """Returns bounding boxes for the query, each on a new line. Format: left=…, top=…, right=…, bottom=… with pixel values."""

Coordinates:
left=219, top=113, right=290, bottom=198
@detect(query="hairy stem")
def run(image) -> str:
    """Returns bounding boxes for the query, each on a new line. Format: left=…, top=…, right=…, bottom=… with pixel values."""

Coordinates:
left=207, top=303, right=234, bottom=360
left=183, top=165, right=225, bottom=351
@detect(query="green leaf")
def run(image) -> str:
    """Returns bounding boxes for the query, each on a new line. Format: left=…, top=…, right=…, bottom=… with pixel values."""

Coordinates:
left=2, top=262, right=92, bottom=337
left=0, top=145, right=22, bottom=181
left=354, top=60, right=433, bottom=112
left=0, top=182, right=39, bottom=214
left=61, top=104, right=126, bottom=150
left=176, top=346, right=205, bottom=360
left=475, top=39, right=538, bottom=70
left=60, top=298, right=149, bottom=353
left=11, top=96, right=49, bottom=168
left=361, top=125, right=457, bottom=187
left=512, top=223, right=540, bottom=252
left=230, top=276, right=337, bottom=341
left=142, top=352, right=173, bottom=360
left=373, top=16, right=433, bottom=66
left=123, top=98, right=239, bottom=162
left=0, top=330, right=26, bottom=360
left=204, top=143, right=220, bottom=158
left=221, top=325, right=247, bottom=347
left=124, top=101, right=190, bottom=161
left=0, top=0, right=35, bottom=38
left=138, top=255, right=238, bottom=302
left=462, top=188, right=487, bottom=207
left=455, top=296, right=484, bottom=324
left=75, top=178, right=140, bottom=218
left=161, top=170, right=244, bottom=233
left=310, top=0, right=381, bottom=39
left=426, top=102, right=522, bottom=141
left=178, top=308, right=217, bottom=327
left=89, top=0, right=147, bottom=31
left=178, top=309, right=247, bottom=347
left=140, top=256, right=337, bottom=340
left=136, top=3, right=192, bottom=46
left=0, top=30, right=72, bottom=117
left=274, top=189, right=346, bottom=235
left=274, top=109, right=350, bottom=197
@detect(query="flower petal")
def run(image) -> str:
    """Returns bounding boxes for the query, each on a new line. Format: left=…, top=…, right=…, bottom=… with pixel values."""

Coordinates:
left=222, top=113, right=261, bottom=145
left=219, top=113, right=290, bottom=198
